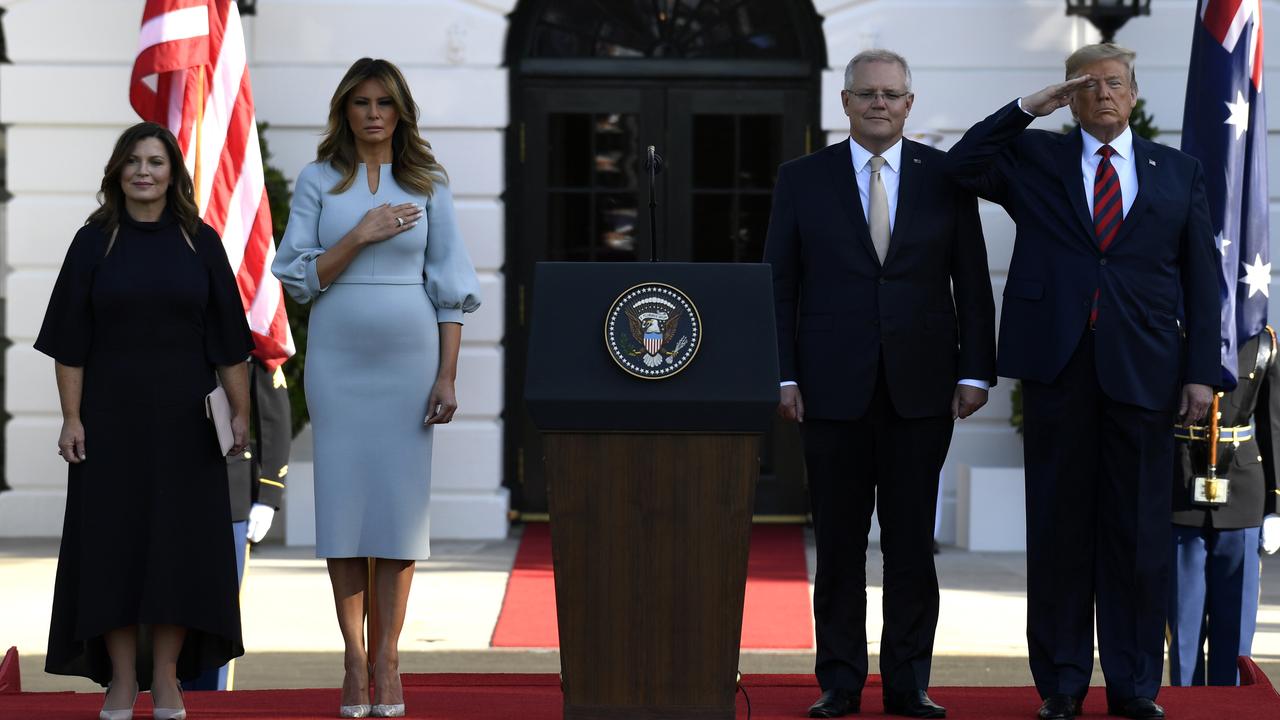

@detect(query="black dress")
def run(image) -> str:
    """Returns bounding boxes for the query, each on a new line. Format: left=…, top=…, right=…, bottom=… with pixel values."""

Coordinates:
left=35, top=210, right=253, bottom=688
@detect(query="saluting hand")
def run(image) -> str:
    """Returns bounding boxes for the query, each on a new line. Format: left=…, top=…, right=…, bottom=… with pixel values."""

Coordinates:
left=354, top=202, right=424, bottom=245
left=1021, top=75, right=1093, bottom=117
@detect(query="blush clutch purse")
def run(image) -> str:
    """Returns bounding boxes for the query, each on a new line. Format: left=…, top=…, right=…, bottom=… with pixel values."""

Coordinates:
left=205, top=383, right=234, bottom=456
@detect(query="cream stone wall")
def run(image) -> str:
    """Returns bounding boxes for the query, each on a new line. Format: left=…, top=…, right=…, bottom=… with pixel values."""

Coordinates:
left=2, top=0, right=1278, bottom=543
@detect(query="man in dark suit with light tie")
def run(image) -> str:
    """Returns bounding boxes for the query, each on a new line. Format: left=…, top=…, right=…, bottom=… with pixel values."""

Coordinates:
left=944, top=44, right=1219, bottom=720
left=765, top=49, right=996, bottom=719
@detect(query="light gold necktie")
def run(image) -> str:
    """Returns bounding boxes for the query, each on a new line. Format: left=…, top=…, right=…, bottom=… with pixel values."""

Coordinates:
left=868, top=155, right=890, bottom=263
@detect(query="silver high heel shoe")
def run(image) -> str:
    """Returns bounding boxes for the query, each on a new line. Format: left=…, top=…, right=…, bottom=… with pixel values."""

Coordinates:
left=99, top=683, right=139, bottom=720
left=370, top=661, right=404, bottom=717
left=339, top=663, right=372, bottom=718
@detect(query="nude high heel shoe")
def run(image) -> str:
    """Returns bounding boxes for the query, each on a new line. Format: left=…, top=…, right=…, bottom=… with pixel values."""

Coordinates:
left=99, top=683, right=138, bottom=720
left=152, top=683, right=186, bottom=720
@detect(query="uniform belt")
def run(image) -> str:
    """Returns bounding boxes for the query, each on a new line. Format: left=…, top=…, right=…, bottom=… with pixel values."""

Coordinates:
left=1174, top=425, right=1253, bottom=443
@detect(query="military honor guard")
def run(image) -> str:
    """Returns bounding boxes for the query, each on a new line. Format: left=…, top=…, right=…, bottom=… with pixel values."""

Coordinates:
left=1168, top=328, right=1280, bottom=686
left=182, top=356, right=292, bottom=692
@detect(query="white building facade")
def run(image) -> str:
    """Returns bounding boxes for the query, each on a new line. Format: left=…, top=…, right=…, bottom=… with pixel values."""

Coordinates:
left=2, top=0, right=1278, bottom=543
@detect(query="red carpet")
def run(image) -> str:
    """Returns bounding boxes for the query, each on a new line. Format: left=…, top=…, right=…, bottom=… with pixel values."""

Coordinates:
left=2, top=667, right=1278, bottom=719
left=490, top=523, right=814, bottom=649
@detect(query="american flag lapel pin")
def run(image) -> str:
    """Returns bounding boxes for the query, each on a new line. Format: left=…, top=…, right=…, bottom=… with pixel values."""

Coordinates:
left=1149, top=159, right=1157, bottom=167
left=913, top=158, right=922, bottom=164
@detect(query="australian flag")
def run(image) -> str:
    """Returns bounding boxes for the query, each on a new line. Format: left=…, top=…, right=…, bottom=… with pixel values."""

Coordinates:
left=1181, top=0, right=1270, bottom=389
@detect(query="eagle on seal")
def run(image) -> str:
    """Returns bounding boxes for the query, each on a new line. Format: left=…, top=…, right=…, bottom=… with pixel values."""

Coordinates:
left=626, top=307, right=682, bottom=367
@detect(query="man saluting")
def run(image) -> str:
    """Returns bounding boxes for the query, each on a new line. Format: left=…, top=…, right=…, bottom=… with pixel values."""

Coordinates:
left=945, top=44, right=1219, bottom=720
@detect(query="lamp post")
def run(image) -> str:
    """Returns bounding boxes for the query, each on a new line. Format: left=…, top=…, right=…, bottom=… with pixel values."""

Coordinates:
left=1065, top=0, right=1152, bottom=43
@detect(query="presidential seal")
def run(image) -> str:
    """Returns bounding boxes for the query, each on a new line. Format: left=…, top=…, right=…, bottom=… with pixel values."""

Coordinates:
left=605, top=282, right=702, bottom=380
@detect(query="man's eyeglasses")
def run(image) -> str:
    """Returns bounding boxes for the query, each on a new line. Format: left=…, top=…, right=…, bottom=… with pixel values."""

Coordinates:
left=846, top=90, right=911, bottom=103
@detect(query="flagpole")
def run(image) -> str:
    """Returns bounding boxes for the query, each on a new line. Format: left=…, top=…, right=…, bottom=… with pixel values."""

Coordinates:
left=194, top=64, right=205, bottom=210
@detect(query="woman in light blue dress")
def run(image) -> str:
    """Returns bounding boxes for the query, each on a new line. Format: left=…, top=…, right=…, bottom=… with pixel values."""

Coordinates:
left=272, top=58, right=479, bottom=719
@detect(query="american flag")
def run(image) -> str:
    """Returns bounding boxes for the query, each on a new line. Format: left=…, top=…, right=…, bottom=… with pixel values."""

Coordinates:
left=130, top=0, right=294, bottom=370
left=1181, top=0, right=1270, bottom=388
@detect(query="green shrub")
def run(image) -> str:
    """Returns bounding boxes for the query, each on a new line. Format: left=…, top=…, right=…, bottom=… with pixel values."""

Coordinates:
left=259, top=123, right=311, bottom=435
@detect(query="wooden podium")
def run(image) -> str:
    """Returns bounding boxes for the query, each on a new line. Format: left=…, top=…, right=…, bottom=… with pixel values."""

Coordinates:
left=525, top=263, right=779, bottom=720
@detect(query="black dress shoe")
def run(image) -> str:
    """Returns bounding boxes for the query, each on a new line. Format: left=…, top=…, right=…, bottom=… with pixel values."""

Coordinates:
left=1107, top=697, right=1165, bottom=719
left=883, top=689, right=946, bottom=718
left=808, top=688, right=860, bottom=718
left=1038, top=694, right=1083, bottom=719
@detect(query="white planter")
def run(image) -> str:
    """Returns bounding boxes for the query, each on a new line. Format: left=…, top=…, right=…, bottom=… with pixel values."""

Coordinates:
left=955, top=465, right=1026, bottom=552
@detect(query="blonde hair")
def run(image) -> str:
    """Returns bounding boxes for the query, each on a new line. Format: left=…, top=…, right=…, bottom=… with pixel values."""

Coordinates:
left=1065, top=43, right=1137, bottom=90
left=317, top=58, right=447, bottom=197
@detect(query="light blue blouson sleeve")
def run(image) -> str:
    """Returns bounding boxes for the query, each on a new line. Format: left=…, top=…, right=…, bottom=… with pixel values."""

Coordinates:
left=424, top=183, right=481, bottom=324
left=272, top=162, right=327, bottom=304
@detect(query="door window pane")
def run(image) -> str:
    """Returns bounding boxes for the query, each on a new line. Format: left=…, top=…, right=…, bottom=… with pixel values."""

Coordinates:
left=545, top=112, right=641, bottom=262
left=692, top=115, right=734, bottom=188
left=594, top=113, right=638, bottom=189
left=738, top=114, right=782, bottom=189
left=530, top=0, right=807, bottom=60
left=548, top=114, right=591, bottom=187
left=689, top=111, right=782, bottom=262
left=547, top=192, right=592, bottom=261
left=737, top=193, right=772, bottom=262
left=597, top=193, right=639, bottom=261
left=691, top=193, right=733, bottom=263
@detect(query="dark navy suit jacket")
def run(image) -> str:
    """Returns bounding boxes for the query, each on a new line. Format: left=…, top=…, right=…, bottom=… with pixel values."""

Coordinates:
left=764, top=138, right=996, bottom=420
left=945, top=101, right=1220, bottom=411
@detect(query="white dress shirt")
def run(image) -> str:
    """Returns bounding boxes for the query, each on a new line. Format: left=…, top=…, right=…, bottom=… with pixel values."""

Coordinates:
left=781, top=136, right=988, bottom=393
left=850, top=136, right=903, bottom=233
left=1080, top=125, right=1138, bottom=220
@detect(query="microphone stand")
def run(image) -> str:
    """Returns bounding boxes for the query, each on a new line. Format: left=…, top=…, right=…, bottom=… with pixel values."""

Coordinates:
left=646, top=145, right=663, bottom=262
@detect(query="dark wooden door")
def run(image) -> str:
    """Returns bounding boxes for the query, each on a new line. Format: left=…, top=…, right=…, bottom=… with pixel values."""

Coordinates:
left=507, top=82, right=808, bottom=518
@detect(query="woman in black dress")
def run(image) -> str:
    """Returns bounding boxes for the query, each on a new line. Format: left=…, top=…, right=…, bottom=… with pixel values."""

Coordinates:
left=36, top=122, right=254, bottom=720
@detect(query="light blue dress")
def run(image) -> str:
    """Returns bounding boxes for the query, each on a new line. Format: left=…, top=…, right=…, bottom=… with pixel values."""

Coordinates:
left=273, top=162, right=480, bottom=560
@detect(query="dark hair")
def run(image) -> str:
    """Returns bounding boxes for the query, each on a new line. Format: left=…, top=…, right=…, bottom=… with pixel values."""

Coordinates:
left=86, top=122, right=201, bottom=236
left=317, top=57, right=447, bottom=197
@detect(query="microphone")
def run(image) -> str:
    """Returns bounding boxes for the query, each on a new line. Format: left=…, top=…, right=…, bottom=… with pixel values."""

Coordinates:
left=645, top=145, right=664, bottom=175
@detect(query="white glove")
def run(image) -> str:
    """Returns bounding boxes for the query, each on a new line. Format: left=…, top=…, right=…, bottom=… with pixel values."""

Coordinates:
left=246, top=503, right=276, bottom=544
left=1261, top=514, right=1280, bottom=555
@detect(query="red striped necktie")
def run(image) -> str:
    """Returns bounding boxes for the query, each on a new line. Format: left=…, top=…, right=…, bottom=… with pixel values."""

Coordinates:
left=1090, top=145, right=1122, bottom=326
